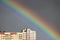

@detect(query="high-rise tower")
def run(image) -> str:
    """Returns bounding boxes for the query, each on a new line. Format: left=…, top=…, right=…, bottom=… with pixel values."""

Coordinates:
left=22, top=28, right=36, bottom=40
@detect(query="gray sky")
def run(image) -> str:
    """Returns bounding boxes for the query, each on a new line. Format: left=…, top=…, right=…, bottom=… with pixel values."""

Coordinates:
left=18, top=0, right=60, bottom=31
left=0, top=0, right=60, bottom=40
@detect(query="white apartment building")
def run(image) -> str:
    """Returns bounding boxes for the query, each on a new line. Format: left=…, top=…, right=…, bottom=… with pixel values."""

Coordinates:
left=22, top=28, right=36, bottom=40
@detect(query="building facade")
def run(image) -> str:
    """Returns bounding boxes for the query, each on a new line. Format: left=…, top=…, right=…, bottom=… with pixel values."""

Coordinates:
left=0, top=28, right=36, bottom=40
left=22, top=28, right=36, bottom=40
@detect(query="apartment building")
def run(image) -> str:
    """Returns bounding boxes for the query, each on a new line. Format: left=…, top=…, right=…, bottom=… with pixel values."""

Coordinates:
left=0, top=28, right=36, bottom=40
left=22, top=28, right=36, bottom=40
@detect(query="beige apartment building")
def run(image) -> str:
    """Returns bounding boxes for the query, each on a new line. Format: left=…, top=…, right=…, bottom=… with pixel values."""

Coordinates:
left=0, top=28, right=36, bottom=40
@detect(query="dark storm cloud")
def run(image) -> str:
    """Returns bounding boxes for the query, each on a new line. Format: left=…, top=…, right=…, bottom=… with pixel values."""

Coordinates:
left=16, top=0, right=60, bottom=31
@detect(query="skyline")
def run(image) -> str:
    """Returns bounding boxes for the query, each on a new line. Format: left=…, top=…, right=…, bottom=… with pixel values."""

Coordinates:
left=0, top=28, right=36, bottom=40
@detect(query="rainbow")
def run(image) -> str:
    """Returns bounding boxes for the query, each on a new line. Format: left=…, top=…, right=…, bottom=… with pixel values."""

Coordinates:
left=2, top=0, right=59, bottom=40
